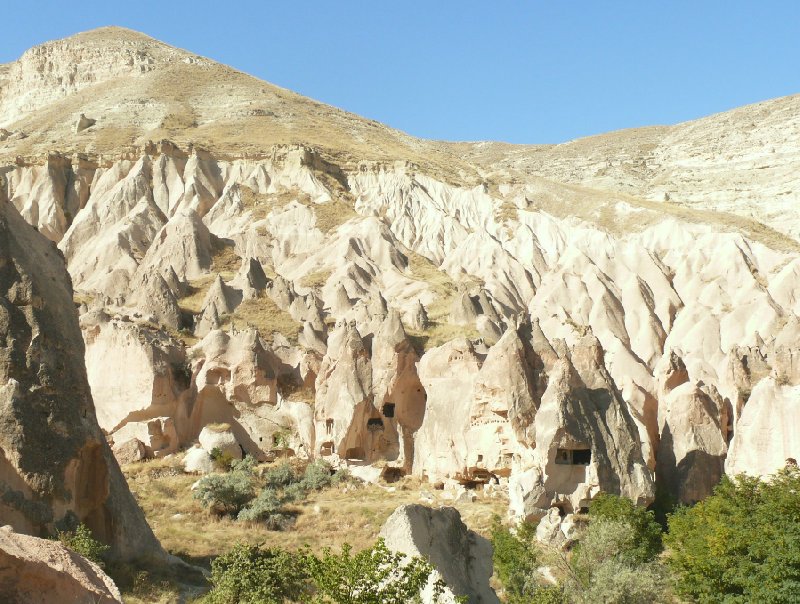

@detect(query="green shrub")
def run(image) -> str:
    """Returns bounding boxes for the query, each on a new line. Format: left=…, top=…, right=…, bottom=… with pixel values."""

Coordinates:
left=209, top=447, right=235, bottom=471
left=589, top=493, right=662, bottom=563
left=263, top=461, right=296, bottom=489
left=490, top=515, right=547, bottom=603
left=565, top=519, right=670, bottom=604
left=307, top=538, right=445, bottom=604
left=205, top=542, right=310, bottom=604
left=57, top=523, right=109, bottom=567
left=302, top=459, right=346, bottom=491
left=665, top=465, right=800, bottom=603
left=194, top=456, right=257, bottom=516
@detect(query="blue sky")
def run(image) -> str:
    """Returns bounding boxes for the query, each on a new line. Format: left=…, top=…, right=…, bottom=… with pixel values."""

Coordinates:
left=3, top=2, right=799, bottom=144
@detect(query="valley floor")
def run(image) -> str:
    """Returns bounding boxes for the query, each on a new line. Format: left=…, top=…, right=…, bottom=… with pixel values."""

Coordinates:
left=120, top=457, right=508, bottom=602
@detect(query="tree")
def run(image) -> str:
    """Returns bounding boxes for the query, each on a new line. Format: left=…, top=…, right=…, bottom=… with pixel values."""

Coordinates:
left=665, top=465, right=800, bottom=603
left=563, top=519, right=670, bottom=604
left=205, top=542, right=310, bottom=604
left=589, top=493, right=662, bottom=563
left=490, top=515, right=562, bottom=603
left=307, top=538, right=445, bottom=604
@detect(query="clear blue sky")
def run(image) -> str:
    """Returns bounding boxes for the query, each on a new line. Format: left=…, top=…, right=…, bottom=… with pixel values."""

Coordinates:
left=3, top=2, right=799, bottom=144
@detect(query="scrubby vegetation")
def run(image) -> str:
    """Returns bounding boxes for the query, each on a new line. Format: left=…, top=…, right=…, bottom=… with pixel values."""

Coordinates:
left=203, top=538, right=446, bottom=604
left=487, top=466, right=800, bottom=604
left=56, top=523, right=110, bottom=567
left=194, top=457, right=348, bottom=529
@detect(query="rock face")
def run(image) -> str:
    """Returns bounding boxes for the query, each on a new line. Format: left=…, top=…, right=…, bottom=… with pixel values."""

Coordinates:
left=3, top=27, right=800, bottom=521
left=0, top=197, right=162, bottom=561
left=379, top=504, right=499, bottom=604
left=0, top=525, right=122, bottom=603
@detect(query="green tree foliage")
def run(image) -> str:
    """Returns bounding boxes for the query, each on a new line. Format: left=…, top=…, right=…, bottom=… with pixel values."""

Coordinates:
left=204, top=539, right=449, bottom=604
left=665, top=465, right=800, bottom=603
left=56, top=523, right=110, bottom=567
left=194, top=456, right=257, bottom=516
left=564, top=519, right=670, bottom=604
left=490, top=515, right=559, bottom=603
left=589, top=493, right=663, bottom=563
left=307, top=538, right=444, bottom=604
left=205, top=542, right=310, bottom=604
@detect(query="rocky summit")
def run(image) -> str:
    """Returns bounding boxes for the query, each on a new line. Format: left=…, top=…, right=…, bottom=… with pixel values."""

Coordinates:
left=1, top=25, right=799, bottom=587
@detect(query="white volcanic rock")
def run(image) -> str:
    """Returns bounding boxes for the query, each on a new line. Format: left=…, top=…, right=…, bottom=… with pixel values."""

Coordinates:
left=726, top=377, right=800, bottom=477
left=198, top=425, right=242, bottom=460
left=379, top=504, right=499, bottom=604
left=0, top=526, right=122, bottom=603
left=189, top=329, right=313, bottom=458
left=195, top=274, right=241, bottom=337
left=82, top=313, right=189, bottom=438
left=112, top=417, right=179, bottom=459
left=5, top=28, right=800, bottom=523
left=183, top=445, right=215, bottom=474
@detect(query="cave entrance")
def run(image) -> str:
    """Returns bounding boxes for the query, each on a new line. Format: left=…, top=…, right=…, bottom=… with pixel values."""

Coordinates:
left=345, top=447, right=366, bottom=461
left=320, top=442, right=334, bottom=456
left=325, top=419, right=333, bottom=435
left=555, top=448, right=592, bottom=466
left=382, top=403, right=395, bottom=418
left=367, top=417, right=384, bottom=432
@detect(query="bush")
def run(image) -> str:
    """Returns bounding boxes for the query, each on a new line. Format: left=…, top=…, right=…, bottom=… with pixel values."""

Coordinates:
left=301, top=459, right=340, bottom=491
left=307, top=538, right=445, bottom=604
left=589, top=493, right=662, bottom=563
left=205, top=542, right=310, bottom=604
left=57, top=523, right=109, bottom=567
left=564, top=519, right=670, bottom=604
left=209, top=447, right=235, bottom=471
left=263, top=462, right=296, bottom=489
left=490, top=515, right=547, bottom=603
left=665, top=465, right=800, bottom=603
left=194, top=456, right=257, bottom=516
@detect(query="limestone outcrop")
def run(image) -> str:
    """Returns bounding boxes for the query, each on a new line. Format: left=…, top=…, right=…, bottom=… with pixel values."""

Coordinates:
left=0, top=526, right=122, bottom=603
left=0, top=198, right=163, bottom=561
left=380, top=504, right=499, bottom=604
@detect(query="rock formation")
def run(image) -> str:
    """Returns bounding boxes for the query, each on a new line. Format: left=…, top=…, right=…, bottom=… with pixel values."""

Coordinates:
left=0, top=195, right=163, bottom=561
left=2, top=27, right=800, bottom=524
left=0, top=525, right=122, bottom=603
left=380, top=504, right=499, bottom=604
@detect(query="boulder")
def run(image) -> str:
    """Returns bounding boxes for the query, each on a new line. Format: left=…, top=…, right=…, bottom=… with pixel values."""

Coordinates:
left=0, top=526, right=122, bottom=603
left=199, top=424, right=243, bottom=460
left=183, top=446, right=215, bottom=474
left=379, top=504, right=499, bottom=604
left=112, top=438, right=147, bottom=466
left=111, top=417, right=179, bottom=458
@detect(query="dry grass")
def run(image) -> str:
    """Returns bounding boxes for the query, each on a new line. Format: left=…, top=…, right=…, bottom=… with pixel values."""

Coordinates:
left=178, top=275, right=216, bottom=315
left=404, top=250, right=482, bottom=350
left=210, top=241, right=240, bottom=279
left=221, top=293, right=301, bottom=343
left=299, top=269, right=333, bottom=290
left=123, top=458, right=508, bottom=563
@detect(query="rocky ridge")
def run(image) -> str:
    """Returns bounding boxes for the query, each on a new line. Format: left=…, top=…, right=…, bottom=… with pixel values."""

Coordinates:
left=1, top=28, right=799, bottom=530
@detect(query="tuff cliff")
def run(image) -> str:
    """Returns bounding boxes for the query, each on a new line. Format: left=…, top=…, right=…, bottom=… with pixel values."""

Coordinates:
left=2, top=27, right=799, bottom=527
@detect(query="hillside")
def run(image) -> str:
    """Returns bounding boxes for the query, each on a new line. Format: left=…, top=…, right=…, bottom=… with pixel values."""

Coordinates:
left=1, top=25, right=799, bottom=563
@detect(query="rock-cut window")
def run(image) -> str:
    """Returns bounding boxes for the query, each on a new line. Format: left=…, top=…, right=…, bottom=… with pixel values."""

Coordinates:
left=555, top=448, right=591, bottom=466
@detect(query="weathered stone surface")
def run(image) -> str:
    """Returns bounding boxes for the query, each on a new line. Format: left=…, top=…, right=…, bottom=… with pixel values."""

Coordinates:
left=380, top=504, right=499, bottom=604
left=111, top=438, right=147, bottom=466
left=0, top=525, right=122, bottom=603
left=0, top=198, right=163, bottom=561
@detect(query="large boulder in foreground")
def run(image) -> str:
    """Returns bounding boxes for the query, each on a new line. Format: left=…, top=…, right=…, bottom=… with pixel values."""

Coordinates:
left=379, top=504, right=499, bottom=604
left=0, top=198, right=163, bottom=561
left=0, top=525, right=122, bottom=603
